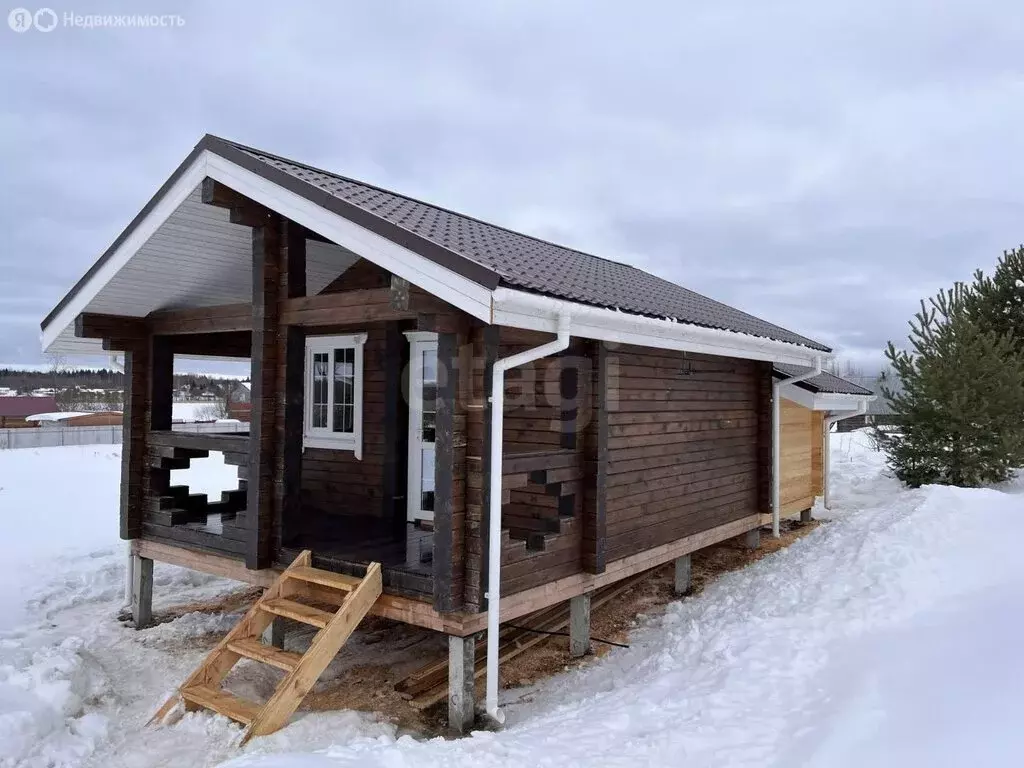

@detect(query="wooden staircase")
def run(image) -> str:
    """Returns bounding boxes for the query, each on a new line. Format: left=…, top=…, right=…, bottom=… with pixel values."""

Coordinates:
left=149, top=551, right=382, bottom=744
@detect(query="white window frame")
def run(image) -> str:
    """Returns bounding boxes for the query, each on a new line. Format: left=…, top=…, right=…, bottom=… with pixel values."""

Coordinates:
left=405, top=331, right=439, bottom=523
left=303, top=332, right=367, bottom=458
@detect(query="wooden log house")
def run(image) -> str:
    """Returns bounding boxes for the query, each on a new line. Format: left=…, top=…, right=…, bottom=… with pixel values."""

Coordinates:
left=40, top=135, right=861, bottom=730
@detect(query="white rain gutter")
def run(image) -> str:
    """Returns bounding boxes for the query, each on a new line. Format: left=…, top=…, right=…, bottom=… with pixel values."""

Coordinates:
left=485, top=312, right=572, bottom=724
left=823, top=399, right=869, bottom=510
left=772, top=359, right=823, bottom=537
left=492, top=288, right=826, bottom=368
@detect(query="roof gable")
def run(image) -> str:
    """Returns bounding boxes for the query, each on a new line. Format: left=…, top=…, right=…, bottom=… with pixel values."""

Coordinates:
left=41, top=134, right=831, bottom=357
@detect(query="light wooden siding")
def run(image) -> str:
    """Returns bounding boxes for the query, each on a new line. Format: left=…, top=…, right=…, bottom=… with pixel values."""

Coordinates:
left=780, top=399, right=823, bottom=516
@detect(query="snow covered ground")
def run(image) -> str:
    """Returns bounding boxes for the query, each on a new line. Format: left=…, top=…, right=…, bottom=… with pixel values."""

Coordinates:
left=2, top=433, right=1023, bottom=767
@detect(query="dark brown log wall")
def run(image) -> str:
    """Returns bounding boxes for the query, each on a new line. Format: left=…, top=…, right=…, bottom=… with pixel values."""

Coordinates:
left=603, top=346, right=767, bottom=562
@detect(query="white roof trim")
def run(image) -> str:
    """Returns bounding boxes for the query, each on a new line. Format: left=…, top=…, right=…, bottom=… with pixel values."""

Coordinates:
left=779, top=382, right=876, bottom=411
left=41, top=150, right=495, bottom=352
left=42, top=151, right=213, bottom=351
left=204, top=154, right=492, bottom=322
left=491, top=287, right=829, bottom=367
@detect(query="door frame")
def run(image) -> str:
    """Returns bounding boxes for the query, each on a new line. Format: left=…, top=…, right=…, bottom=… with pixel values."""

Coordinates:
left=405, top=331, right=438, bottom=523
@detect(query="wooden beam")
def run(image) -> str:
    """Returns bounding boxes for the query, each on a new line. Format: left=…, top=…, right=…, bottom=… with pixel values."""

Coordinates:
left=382, top=321, right=411, bottom=542
left=147, top=304, right=252, bottom=335
left=202, top=178, right=332, bottom=243
left=120, top=345, right=149, bottom=539
left=278, top=219, right=306, bottom=549
left=168, top=331, right=252, bottom=358
left=75, top=312, right=146, bottom=341
left=433, top=330, right=467, bottom=613
left=582, top=341, right=608, bottom=574
left=247, top=220, right=282, bottom=569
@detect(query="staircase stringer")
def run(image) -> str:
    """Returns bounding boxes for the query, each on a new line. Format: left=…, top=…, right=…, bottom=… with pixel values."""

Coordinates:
left=240, top=562, right=383, bottom=743
left=148, top=550, right=313, bottom=725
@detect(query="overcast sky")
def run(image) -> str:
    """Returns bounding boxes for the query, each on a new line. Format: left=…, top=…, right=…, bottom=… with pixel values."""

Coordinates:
left=2, top=0, right=1022, bottom=372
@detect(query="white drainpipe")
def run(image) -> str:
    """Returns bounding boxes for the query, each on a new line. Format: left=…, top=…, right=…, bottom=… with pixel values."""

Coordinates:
left=823, top=399, right=869, bottom=510
left=485, top=313, right=571, bottom=724
left=772, top=358, right=823, bottom=537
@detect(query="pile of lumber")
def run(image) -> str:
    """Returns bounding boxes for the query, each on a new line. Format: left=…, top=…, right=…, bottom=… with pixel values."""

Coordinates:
left=395, top=569, right=653, bottom=709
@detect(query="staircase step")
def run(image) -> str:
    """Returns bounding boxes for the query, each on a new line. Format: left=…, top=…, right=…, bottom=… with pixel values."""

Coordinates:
left=260, top=598, right=335, bottom=629
left=227, top=637, right=303, bottom=672
left=286, top=566, right=360, bottom=593
left=180, top=684, right=260, bottom=725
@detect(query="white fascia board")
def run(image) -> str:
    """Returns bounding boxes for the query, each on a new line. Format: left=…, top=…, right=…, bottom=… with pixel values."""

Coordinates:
left=779, top=382, right=876, bottom=411
left=778, top=382, right=817, bottom=409
left=205, top=154, right=493, bottom=323
left=815, top=392, right=876, bottom=411
left=41, top=152, right=214, bottom=351
left=492, top=288, right=828, bottom=367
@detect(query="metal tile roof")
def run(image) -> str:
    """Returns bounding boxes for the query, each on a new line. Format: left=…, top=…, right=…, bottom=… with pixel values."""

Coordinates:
left=223, top=138, right=830, bottom=352
left=774, top=364, right=874, bottom=395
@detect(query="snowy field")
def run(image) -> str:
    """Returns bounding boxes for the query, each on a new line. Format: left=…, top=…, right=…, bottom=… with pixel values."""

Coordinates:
left=2, top=433, right=1023, bottom=767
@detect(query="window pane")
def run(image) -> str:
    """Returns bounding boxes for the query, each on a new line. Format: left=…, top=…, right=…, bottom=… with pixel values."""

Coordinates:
left=421, top=446, right=435, bottom=511
left=332, top=347, right=355, bottom=434
left=312, top=353, right=329, bottom=429
left=421, top=347, right=437, bottom=443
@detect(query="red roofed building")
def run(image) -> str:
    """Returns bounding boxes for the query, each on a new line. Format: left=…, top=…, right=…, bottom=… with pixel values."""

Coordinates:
left=0, top=396, right=59, bottom=428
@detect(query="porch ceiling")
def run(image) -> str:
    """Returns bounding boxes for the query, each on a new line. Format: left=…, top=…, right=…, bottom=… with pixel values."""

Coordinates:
left=46, top=184, right=359, bottom=355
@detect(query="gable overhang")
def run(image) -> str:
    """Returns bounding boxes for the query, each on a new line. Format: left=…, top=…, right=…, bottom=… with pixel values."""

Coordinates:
left=41, top=139, right=498, bottom=353
left=42, top=136, right=832, bottom=369
left=778, top=381, right=875, bottom=411
left=491, top=288, right=829, bottom=367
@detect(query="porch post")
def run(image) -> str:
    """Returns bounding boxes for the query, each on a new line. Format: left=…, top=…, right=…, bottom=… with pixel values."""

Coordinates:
left=120, top=344, right=150, bottom=540
left=278, top=221, right=306, bottom=549
left=246, top=218, right=282, bottom=570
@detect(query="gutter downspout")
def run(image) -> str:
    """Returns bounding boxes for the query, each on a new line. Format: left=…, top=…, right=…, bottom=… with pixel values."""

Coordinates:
left=485, top=313, right=571, bottom=724
left=823, top=399, right=869, bottom=510
left=772, top=358, right=823, bottom=537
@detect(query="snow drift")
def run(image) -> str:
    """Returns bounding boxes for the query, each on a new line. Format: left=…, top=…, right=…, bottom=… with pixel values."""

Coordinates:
left=1, top=434, right=1023, bottom=768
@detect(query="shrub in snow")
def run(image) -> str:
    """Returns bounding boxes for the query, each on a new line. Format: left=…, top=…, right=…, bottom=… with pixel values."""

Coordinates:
left=884, top=282, right=1024, bottom=488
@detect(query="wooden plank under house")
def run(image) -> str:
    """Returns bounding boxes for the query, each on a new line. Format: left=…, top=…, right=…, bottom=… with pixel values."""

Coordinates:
left=40, top=134, right=870, bottom=737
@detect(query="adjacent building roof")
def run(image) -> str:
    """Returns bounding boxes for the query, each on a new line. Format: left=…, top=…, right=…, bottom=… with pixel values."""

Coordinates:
left=42, top=135, right=830, bottom=354
left=773, top=364, right=874, bottom=396
left=0, top=396, right=59, bottom=418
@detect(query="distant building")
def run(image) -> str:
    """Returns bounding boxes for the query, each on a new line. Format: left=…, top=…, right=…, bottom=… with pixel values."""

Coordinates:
left=0, top=395, right=59, bottom=428
left=25, top=411, right=123, bottom=427
left=226, top=381, right=251, bottom=422
left=836, top=374, right=900, bottom=432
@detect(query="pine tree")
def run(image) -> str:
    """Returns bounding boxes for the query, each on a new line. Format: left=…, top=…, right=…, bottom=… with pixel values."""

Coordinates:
left=966, top=245, right=1024, bottom=341
left=883, top=282, right=1024, bottom=487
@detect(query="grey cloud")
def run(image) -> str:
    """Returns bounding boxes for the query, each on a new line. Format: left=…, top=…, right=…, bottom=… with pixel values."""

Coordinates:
left=2, top=0, right=1023, bottom=372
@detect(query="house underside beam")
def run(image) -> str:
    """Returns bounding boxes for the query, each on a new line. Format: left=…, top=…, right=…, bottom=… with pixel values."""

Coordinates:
left=278, top=288, right=451, bottom=327
left=202, top=178, right=331, bottom=243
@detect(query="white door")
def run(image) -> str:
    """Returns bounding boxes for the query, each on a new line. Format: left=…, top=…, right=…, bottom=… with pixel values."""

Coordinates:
left=407, top=334, right=438, bottom=523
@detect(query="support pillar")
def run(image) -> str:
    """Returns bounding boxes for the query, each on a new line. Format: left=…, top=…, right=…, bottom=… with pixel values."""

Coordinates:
left=800, top=508, right=813, bottom=523
left=674, top=554, right=692, bottom=595
left=744, top=527, right=762, bottom=550
left=569, top=592, right=592, bottom=658
left=448, top=634, right=476, bottom=735
left=131, top=554, right=153, bottom=629
left=262, top=618, right=286, bottom=649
